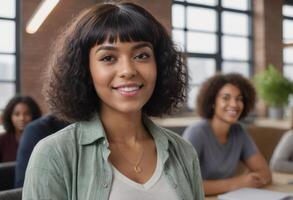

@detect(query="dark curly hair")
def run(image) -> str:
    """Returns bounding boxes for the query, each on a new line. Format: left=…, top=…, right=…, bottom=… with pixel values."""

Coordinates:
left=43, top=2, right=187, bottom=122
left=2, top=96, right=42, bottom=133
left=197, top=73, right=256, bottom=119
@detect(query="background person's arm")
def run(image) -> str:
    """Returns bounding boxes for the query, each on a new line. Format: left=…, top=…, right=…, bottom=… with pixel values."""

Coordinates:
left=203, top=172, right=265, bottom=196
left=244, top=152, right=272, bottom=185
left=270, top=131, right=293, bottom=173
left=204, top=152, right=271, bottom=196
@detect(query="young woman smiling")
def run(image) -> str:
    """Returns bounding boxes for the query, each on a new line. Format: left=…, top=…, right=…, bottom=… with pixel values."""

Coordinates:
left=183, top=73, right=271, bottom=196
left=22, top=2, right=204, bottom=200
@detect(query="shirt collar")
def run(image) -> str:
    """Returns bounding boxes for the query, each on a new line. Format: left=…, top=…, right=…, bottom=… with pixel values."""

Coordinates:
left=77, top=114, right=106, bottom=145
left=77, top=114, right=170, bottom=152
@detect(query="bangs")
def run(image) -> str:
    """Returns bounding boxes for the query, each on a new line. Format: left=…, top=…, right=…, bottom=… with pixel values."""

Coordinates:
left=83, top=6, right=159, bottom=49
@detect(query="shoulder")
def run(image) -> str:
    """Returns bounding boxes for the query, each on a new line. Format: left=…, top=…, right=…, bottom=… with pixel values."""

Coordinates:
left=276, top=130, right=293, bottom=147
left=30, top=123, right=78, bottom=161
left=183, top=120, right=208, bottom=140
left=0, top=132, right=13, bottom=142
left=282, top=130, right=293, bottom=140
left=162, top=127, right=199, bottom=160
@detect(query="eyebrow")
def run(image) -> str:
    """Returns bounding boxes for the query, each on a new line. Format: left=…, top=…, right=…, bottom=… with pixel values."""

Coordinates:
left=95, top=42, right=153, bottom=54
left=220, top=93, right=243, bottom=97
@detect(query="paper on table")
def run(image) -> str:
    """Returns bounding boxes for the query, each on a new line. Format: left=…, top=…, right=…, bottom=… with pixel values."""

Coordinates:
left=218, top=188, right=293, bottom=200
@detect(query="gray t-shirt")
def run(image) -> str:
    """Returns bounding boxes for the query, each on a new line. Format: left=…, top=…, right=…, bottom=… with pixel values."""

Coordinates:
left=183, top=120, right=257, bottom=180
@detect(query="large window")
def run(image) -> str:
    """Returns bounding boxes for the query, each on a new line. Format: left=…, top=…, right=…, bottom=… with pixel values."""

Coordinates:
left=283, top=2, right=293, bottom=81
left=0, top=0, right=19, bottom=110
left=172, top=0, right=253, bottom=110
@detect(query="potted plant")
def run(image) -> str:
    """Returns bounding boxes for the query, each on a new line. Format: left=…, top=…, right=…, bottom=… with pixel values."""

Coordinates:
left=254, top=64, right=293, bottom=119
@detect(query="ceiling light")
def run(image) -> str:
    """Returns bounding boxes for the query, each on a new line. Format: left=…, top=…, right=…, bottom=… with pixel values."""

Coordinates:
left=26, top=0, right=60, bottom=34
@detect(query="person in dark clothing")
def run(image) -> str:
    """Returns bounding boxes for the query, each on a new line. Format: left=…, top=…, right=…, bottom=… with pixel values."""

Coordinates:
left=0, top=96, right=41, bottom=163
left=14, top=114, right=68, bottom=187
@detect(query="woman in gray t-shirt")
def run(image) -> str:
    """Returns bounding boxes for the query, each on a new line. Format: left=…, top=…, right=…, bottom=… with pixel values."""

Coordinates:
left=183, top=73, right=272, bottom=195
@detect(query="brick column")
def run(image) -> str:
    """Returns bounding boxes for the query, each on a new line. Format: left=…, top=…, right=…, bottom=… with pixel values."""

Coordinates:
left=253, top=0, right=283, bottom=117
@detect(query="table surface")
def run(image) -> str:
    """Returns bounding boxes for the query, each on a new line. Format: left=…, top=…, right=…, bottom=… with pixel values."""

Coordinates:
left=205, top=172, right=293, bottom=200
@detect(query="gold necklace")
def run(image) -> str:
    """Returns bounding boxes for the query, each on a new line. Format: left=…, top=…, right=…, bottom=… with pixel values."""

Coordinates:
left=111, top=140, right=144, bottom=173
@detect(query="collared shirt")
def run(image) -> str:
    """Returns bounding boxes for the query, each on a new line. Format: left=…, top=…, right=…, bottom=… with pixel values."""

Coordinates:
left=22, top=115, right=204, bottom=200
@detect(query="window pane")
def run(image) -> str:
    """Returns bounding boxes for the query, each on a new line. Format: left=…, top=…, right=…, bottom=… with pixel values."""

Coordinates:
left=0, top=20, right=15, bottom=53
left=222, top=61, right=249, bottom=77
left=172, top=30, right=185, bottom=50
left=222, top=0, right=249, bottom=11
left=172, top=4, right=185, bottom=29
left=0, top=83, right=15, bottom=109
left=187, top=6, right=216, bottom=32
left=187, top=0, right=218, bottom=6
left=0, top=55, right=15, bottom=81
left=283, top=20, right=293, bottom=40
left=0, top=0, right=15, bottom=18
left=187, top=86, right=199, bottom=110
left=187, top=32, right=217, bottom=53
left=283, top=5, right=293, bottom=17
left=222, top=36, right=249, bottom=60
left=187, top=57, right=216, bottom=84
left=222, top=11, right=249, bottom=36
left=283, top=47, right=293, bottom=63
left=284, top=65, right=293, bottom=81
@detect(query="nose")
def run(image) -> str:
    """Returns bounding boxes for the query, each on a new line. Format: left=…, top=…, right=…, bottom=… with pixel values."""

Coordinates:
left=229, top=99, right=238, bottom=107
left=118, top=58, right=137, bottom=79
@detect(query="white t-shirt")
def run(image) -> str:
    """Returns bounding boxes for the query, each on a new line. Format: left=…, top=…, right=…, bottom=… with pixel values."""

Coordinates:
left=109, top=155, right=178, bottom=200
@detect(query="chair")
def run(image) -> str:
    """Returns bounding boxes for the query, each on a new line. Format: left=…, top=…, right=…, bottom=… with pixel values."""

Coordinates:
left=0, top=188, right=22, bottom=200
left=0, top=162, right=16, bottom=191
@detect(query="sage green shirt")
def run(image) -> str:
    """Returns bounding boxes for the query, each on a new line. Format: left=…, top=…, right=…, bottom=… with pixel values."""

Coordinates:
left=23, top=115, right=204, bottom=200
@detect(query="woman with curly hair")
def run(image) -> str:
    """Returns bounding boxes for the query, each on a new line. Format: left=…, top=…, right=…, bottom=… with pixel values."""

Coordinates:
left=23, top=2, right=204, bottom=200
left=183, top=73, right=271, bottom=196
left=0, top=96, right=41, bottom=162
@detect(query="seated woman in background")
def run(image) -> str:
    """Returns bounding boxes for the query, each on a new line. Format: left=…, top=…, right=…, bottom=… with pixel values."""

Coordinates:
left=183, top=73, right=271, bottom=196
left=270, top=130, right=293, bottom=173
left=0, top=96, right=41, bottom=162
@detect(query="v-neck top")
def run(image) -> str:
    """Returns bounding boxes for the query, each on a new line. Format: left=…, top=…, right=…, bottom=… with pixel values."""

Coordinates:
left=109, top=153, right=178, bottom=200
left=23, top=114, right=204, bottom=200
left=183, top=119, right=257, bottom=179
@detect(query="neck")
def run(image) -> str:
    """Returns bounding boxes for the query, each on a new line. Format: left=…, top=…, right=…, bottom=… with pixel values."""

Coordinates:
left=14, top=129, right=22, bottom=142
left=100, top=108, right=147, bottom=144
left=210, top=117, right=231, bottom=139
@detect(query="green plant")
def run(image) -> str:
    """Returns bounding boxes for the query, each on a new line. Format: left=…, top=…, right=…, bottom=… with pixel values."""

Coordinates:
left=254, top=64, right=293, bottom=107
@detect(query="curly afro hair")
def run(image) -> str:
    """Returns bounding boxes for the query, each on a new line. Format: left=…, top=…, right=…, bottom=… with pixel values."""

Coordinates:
left=197, top=73, right=256, bottom=119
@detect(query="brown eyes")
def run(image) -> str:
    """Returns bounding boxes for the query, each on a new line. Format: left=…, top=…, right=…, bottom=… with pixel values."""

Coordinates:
left=222, top=96, right=243, bottom=101
left=99, top=52, right=151, bottom=64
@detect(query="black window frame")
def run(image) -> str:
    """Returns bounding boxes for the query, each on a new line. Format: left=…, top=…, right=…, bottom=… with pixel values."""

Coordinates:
left=172, top=0, right=253, bottom=110
left=0, top=0, right=20, bottom=110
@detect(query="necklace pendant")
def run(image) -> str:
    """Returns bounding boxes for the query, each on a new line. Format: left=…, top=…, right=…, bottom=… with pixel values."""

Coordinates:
left=134, top=165, right=142, bottom=173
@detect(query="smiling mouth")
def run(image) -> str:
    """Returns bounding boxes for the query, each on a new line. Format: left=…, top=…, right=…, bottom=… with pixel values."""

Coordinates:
left=226, top=110, right=239, bottom=117
left=112, top=84, right=144, bottom=95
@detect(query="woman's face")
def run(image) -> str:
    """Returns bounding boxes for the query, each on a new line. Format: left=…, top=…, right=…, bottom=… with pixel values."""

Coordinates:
left=11, top=102, right=33, bottom=133
left=89, top=40, right=157, bottom=115
left=213, top=83, right=244, bottom=124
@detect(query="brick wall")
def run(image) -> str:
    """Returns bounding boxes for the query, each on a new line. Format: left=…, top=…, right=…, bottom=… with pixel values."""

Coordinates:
left=253, top=0, right=283, bottom=116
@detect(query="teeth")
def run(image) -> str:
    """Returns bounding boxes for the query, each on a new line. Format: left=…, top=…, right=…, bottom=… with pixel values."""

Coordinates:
left=118, top=86, right=139, bottom=92
left=227, top=110, right=238, bottom=116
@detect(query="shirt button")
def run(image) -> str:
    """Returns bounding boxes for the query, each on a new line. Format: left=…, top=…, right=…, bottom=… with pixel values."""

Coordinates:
left=103, top=183, right=108, bottom=188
